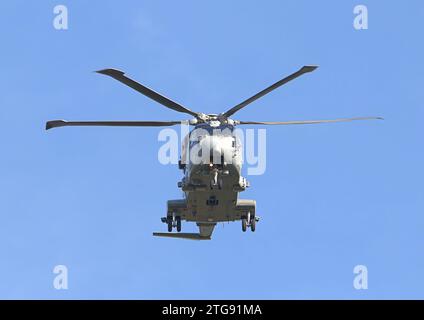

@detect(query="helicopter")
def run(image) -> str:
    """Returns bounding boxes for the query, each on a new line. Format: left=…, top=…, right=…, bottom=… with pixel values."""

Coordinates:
left=46, top=65, right=382, bottom=240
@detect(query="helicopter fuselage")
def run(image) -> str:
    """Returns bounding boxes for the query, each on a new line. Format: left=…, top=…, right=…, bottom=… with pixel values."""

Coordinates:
left=161, top=123, right=256, bottom=239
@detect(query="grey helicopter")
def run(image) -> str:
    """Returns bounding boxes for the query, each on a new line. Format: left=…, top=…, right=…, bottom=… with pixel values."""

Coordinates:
left=46, top=65, right=382, bottom=240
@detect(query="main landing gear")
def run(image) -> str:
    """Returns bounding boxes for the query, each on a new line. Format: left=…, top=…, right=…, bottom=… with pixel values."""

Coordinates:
left=241, top=212, right=258, bottom=232
left=161, top=214, right=182, bottom=232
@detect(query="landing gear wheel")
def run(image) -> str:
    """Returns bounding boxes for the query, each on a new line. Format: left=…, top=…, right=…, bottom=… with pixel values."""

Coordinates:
left=167, top=218, right=173, bottom=232
left=242, top=218, right=247, bottom=232
left=176, top=217, right=181, bottom=232
left=250, top=217, right=256, bottom=232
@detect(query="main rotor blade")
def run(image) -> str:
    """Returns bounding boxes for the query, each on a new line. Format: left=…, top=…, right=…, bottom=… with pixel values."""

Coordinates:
left=222, top=65, right=318, bottom=118
left=46, top=120, right=183, bottom=130
left=237, top=117, right=383, bottom=126
left=96, top=69, right=199, bottom=118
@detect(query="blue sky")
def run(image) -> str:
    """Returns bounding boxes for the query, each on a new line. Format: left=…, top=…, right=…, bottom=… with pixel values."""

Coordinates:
left=0, top=0, right=423, bottom=299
